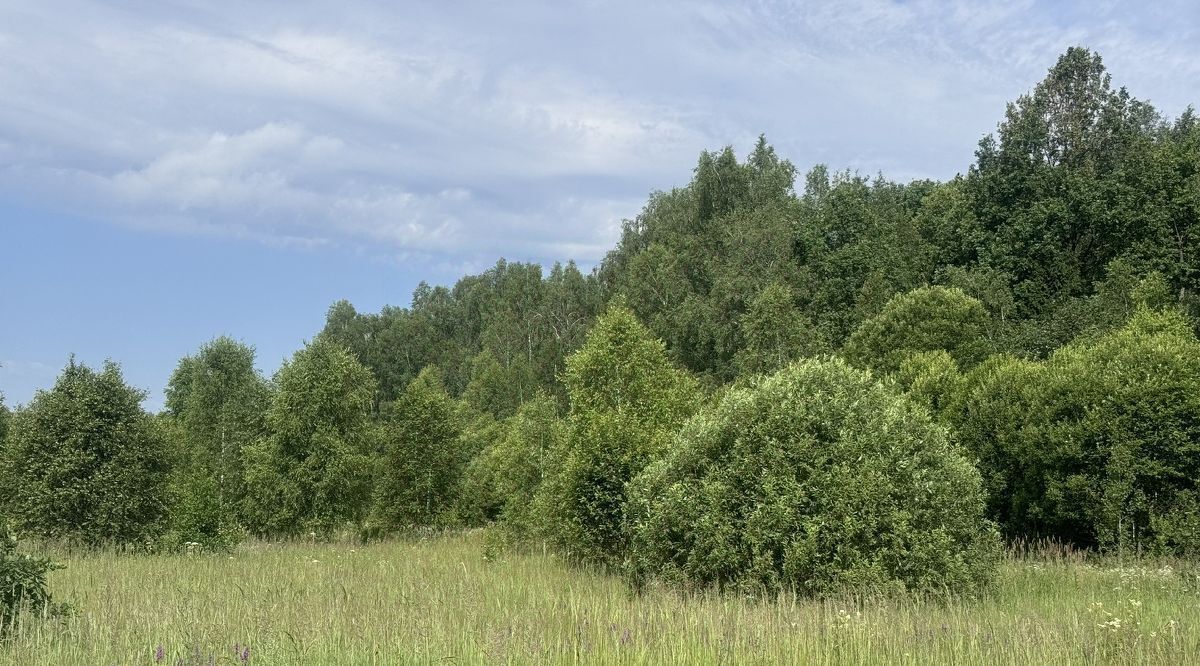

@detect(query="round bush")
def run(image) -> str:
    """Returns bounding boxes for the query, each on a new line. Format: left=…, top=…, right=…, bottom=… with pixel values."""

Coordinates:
left=843, top=286, right=990, bottom=374
left=627, top=357, right=1000, bottom=596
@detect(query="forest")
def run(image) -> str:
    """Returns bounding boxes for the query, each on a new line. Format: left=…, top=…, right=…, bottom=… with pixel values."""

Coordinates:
left=3, top=47, right=1200, bottom=663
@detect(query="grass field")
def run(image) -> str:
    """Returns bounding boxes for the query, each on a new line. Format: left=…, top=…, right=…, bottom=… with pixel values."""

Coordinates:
left=3, top=531, right=1200, bottom=665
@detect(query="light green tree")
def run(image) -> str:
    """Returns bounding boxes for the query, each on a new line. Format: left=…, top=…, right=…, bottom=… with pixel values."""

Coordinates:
left=733, top=282, right=826, bottom=376
left=371, top=366, right=466, bottom=530
left=163, top=337, right=270, bottom=545
left=843, top=286, right=991, bottom=374
left=536, top=305, right=699, bottom=568
left=241, top=338, right=376, bottom=537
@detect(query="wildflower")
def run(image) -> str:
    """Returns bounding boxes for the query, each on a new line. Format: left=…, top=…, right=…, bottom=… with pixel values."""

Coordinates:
left=155, top=645, right=165, bottom=663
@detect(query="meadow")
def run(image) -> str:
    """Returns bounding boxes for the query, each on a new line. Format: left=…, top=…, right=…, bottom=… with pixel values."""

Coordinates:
left=3, top=532, right=1199, bottom=665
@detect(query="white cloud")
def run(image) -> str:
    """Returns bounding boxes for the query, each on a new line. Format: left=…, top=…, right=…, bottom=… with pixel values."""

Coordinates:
left=0, top=0, right=1196, bottom=266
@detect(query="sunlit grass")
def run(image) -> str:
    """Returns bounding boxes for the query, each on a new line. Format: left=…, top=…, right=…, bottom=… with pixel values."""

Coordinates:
left=3, top=531, right=1199, bottom=664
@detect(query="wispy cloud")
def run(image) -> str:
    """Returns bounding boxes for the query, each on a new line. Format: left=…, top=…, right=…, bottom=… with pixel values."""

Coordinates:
left=1, top=0, right=1196, bottom=266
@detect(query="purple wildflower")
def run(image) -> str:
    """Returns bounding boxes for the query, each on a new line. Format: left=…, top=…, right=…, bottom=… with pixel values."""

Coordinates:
left=154, top=645, right=164, bottom=663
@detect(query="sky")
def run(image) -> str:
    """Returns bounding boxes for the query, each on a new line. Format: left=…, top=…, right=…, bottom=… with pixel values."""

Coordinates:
left=2, top=0, right=1198, bottom=411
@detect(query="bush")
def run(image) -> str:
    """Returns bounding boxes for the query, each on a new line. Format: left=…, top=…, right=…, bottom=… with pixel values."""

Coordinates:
left=0, top=360, right=168, bottom=546
left=843, top=286, right=991, bottom=374
left=0, top=526, right=67, bottom=634
left=945, top=308, right=1200, bottom=553
left=937, top=355, right=1042, bottom=536
left=628, top=357, right=1000, bottom=596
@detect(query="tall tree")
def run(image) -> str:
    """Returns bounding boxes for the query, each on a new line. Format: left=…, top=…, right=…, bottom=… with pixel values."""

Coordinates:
left=970, top=47, right=1161, bottom=314
left=163, top=337, right=270, bottom=542
left=241, top=338, right=376, bottom=537
left=536, top=305, right=699, bottom=567
left=372, top=367, right=466, bottom=530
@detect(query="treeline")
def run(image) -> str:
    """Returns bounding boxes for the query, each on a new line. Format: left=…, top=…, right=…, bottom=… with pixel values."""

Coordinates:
left=1, top=48, right=1199, bottom=595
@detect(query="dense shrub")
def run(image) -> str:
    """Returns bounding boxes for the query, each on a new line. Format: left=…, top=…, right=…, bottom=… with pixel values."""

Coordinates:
left=843, top=286, right=991, bottom=374
left=241, top=337, right=376, bottom=537
left=892, top=350, right=961, bottom=415
left=0, top=360, right=168, bottom=546
left=946, top=309, right=1200, bottom=553
left=536, top=305, right=699, bottom=568
left=0, top=526, right=66, bottom=634
left=628, top=357, right=1000, bottom=596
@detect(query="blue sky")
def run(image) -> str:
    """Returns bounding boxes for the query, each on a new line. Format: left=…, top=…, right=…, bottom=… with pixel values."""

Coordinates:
left=2, top=0, right=1197, bottom=410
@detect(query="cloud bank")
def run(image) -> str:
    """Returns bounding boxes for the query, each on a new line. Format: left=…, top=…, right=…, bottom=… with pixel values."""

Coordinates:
left=1, top=0, right=1196, bottom=267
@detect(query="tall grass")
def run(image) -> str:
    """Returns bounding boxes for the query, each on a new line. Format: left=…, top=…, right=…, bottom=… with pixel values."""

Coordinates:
left=2, top=531, right=1198, bottom=664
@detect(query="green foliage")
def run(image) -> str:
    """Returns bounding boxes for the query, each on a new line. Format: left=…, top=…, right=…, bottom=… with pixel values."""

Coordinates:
left=241, top=338, right=376, bottom=537
left=536, top=306, right=699, bottom=568
left=321, top=260, right=603, bottom=407
left=733, top=282, right=827, bottom=376
left=371, top=367, right=467, bottom=531
left=843, top=286, right=991, bottom=374
left=998, top=260, right=1180, bottom=358
left=0, top=393, right=8, bottom=500
left=968, top=47, right=1199, bottom=324
left=461, top=350, right=533, bottom=421
left=457, top=395, right=565, bottom=537
left=0, top=525, right=67, bottom=634
left=628, top=358, right=999, bottom=596
left=0, top=360, right=168, bottom=546
left=893, top=350, right=962, bottom=415
left=945, top=309, right=1200, bottom=553
left=601, top=138, right=811, bottom=382
left=162, top=337, right=269, bottom=548
left=0, top=393, right=8, bottom=450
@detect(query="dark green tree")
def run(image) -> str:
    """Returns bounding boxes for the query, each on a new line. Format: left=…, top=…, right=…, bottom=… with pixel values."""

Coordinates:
left=970, top=47, right=1162, bottom=315
left=944, top=309, right=1200, bottom=552
left=0, top=360, right=168, bottom=545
